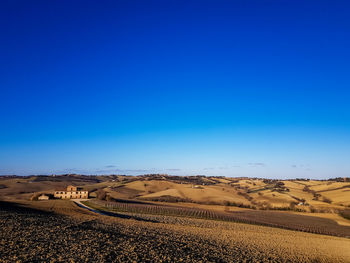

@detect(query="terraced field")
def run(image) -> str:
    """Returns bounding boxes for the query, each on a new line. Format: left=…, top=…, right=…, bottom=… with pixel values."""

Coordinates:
left=87, top=199, right=350, bottom=238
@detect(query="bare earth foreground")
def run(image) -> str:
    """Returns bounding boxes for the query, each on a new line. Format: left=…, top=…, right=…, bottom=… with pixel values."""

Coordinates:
left=1, top=200, right=349, bottom=263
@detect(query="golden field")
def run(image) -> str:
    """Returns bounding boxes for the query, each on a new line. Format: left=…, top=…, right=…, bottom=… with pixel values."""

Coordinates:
left=1, top=174, right=350, bottom=262
left=2, top=174, right=349, bottom=211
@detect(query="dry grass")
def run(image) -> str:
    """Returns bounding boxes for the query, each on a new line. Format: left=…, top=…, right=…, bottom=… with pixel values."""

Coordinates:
left=2, top=176, right=349, bottom=210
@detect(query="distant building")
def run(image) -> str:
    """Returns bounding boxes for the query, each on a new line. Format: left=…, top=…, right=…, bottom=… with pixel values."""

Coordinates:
left=38, top=194, right=49, bottom=201
left=54, top=185, right=88, bottom=199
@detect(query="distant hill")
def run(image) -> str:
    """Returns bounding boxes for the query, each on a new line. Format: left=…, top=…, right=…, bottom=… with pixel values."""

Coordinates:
left=1, top=174, right=349, bottom=213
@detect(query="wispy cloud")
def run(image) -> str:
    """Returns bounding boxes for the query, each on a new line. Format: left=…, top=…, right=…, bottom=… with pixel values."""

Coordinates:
left=248, top=162, right=266, bottom=167
left=105, top=165, right=117, bottom=168
left=291, top=164, right=310, bottom=169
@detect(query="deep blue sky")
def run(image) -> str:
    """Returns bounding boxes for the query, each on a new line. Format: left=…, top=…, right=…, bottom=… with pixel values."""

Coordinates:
left=1, top=1, right=350, bottom=178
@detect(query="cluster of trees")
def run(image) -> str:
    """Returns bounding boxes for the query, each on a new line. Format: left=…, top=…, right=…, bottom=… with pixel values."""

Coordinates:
left=303, top=185, right=332, bottom=203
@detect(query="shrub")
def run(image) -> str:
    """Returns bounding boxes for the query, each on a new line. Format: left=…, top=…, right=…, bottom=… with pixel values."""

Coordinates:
left=106, top=195, right=115, bottom=202
left=289, top=201, right=298, bottom=209
left=322, top=197, right=332, bottom=204
left=303, top=185, right=310, bottom=192
left=96, top=189, right=107, bottom=200
left=339, top=209, right=350, bottom=220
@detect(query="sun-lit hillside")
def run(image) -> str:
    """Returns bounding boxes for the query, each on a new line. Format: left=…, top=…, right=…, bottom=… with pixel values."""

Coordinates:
left=1, top=175, right=349, bottom=214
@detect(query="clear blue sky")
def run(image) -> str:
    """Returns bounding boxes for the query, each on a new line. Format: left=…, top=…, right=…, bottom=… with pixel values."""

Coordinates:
left=1, top=1, right=350, bottom=178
